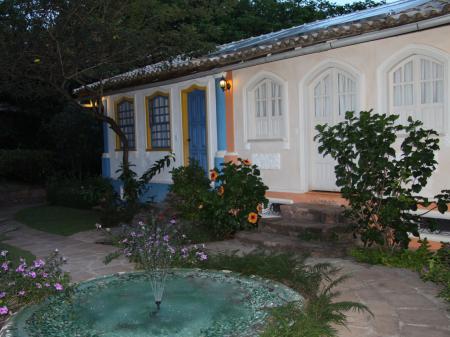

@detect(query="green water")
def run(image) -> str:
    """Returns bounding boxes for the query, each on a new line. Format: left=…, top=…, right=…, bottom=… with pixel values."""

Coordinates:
left=1, top=270, right=302, bottom=337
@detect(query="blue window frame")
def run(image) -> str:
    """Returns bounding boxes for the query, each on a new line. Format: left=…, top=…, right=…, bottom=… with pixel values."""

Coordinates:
left=116, top=99, right=136, bottom=150
left=147, top=94, right=171, bottom=150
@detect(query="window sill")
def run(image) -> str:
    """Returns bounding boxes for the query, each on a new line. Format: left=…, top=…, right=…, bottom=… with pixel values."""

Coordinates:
left=146, top=148, right=172, bottom=152
left=247, top=138, right=287, bottom=142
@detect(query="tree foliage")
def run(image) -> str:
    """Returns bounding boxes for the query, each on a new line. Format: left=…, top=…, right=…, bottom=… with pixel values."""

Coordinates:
left=315, top=111, right=450, bottom=249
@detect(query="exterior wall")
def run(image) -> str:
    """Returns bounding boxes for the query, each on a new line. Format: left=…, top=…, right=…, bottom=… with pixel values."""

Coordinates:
left=232, top=25, right=450, bottom=198
left=103, top=25, right=450, bottom=201
left=103, top=75, right=221, bottom=201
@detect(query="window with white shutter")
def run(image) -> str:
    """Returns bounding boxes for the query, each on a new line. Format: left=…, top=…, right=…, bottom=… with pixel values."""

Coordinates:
left=247, top=77, right=285, bottom=140
left=388, top=54, right=446, bottom=133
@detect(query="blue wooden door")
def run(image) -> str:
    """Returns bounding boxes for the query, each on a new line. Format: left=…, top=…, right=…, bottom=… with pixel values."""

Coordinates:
left=187, top=89, right=208, bottom=171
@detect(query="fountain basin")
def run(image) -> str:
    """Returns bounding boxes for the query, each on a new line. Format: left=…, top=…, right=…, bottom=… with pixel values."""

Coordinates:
left=1, top=269, right=302, bottom=337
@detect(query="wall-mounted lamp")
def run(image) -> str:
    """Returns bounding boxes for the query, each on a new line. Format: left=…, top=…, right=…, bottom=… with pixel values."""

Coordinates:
left=79, top=98, right=98, bottom=109
left=219, top=75, right=231, bottom=91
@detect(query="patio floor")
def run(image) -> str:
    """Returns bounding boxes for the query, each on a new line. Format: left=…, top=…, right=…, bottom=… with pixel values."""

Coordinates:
left=1, top=205, right=449, bottom=337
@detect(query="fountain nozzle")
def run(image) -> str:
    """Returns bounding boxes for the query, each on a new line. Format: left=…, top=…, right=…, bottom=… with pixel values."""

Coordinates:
left=155, top=301, right=161, bottom=310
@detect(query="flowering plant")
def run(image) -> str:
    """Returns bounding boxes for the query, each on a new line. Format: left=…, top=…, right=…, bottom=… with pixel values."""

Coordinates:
left=0, top=249, right=70, bottom=324
left=202, top=158, right=268, bottom=238
left=101, top=215, right=207, bottom=309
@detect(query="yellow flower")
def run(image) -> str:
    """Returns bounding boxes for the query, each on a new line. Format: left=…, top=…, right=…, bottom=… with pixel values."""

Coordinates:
left=256, top=204, right=263, bottom=213
left=210, top=170, right=218, bottom=181
left=247, top=212, right=258, bottom=224
left=218, top=185, right=224, bottom=196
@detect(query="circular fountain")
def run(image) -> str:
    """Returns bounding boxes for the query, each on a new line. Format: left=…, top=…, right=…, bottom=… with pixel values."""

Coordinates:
left=1, top=269, right=302, bottom=337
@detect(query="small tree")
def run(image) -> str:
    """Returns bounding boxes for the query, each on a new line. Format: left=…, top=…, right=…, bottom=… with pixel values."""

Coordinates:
left=315, top=110, right=449, bottom=249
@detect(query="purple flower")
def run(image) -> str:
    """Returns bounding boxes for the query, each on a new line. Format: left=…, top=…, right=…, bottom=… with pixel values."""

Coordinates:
left=42, top=272, right=48, bottom=278
left=33, top=259, right=45, bottom=268
left=54, top=283, right=63, bottom=291
left=18, top=290, right=25, bottom=296
left=1, top=262, right=9, bottom=271
left=0, top=250, right=7, bottom=257
left=35, top=283, right=42, bottom=289
left=29, top=271, right=37, bottom=279
left=163, top=235, right=169, bottom=242
left=15, top=264, right=26, bottom=273
left=196, top=251, right=208, bottom=261
left=0, top=292, right=6, bottom=298
left=170, top=219, right=176, bottom=224
left=0, top=306, right=8, bottom=315
left=44, top=283, right=50, bottom=288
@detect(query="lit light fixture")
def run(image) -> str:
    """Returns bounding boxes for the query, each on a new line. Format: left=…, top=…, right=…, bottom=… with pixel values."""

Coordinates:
left=219, top=75, right=231, bottom=91
left=79, top=98, right=98, bottom=108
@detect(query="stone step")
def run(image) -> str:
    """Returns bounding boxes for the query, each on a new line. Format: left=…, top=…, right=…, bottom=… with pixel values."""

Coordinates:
left=280, top=203, right=348, bottom=225
left=235, top=231, right=349, bottom=257
left=259, top=218, right=351, bottom=241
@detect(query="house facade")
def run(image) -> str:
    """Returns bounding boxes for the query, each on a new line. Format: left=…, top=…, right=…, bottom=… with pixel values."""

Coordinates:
left=91, top=0, right=450, bottom=206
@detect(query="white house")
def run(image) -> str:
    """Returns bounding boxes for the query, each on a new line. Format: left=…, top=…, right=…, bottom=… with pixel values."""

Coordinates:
left=81, top=0, right=450, bottom=206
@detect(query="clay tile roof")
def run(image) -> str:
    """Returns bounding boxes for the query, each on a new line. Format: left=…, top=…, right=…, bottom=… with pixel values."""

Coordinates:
left=77, top=0, right=450, bottom=95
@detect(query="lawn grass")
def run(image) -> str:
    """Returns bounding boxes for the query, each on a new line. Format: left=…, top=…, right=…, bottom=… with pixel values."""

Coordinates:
left=0, top=237, right=36, bottom=265
left=15, top=205, right=100, bottom=236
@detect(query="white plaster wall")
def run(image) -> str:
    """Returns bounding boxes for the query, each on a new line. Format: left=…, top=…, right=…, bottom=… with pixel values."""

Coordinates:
left=104, top=25, right=450, bottom=198
left=104, top=76, right=218, bottom=184
left=232, top=25, right=450, bottom=197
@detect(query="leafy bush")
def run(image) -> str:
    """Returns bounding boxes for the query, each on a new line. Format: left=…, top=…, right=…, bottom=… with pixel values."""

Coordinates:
left=0, top=149, right=53, bottom=183
left=169, top=161, right=211, bottom=220
left=0, top=249, right=71, bottom=325
left=46, top=176, right=114, bottom=209
left=169, top=159, right=269, bottom=239
left=351, top=241, right=450, bottom=303
left=315, top=111, right=449, bottom=248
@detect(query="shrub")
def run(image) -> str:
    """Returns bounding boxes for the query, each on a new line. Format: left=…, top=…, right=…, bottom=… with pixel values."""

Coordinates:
left=0, top=249, right=71, bottom=325
left=0, top=149, right=53, bottom=184
left=46, top=176, right=114, bottom=209
left=169, top=159, right=269, bottom=239
left=169, top=161, right=212, bottom=220
left=315, top=111, right=449, bottom=248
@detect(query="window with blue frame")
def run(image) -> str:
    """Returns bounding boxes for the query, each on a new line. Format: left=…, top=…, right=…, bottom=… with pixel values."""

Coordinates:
left=147, top=93, right=171, bottom=150
left=116, top=99, right=136, bottom=150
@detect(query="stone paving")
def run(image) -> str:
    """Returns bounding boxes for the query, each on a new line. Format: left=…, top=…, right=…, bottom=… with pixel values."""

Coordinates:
left=1, top=205, right=449, bottom=337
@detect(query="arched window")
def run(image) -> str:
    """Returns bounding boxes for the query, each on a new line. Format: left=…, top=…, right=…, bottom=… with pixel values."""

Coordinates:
left=146, top=93, right=171, bottom=150
left=247, top=76, right=285, bottom=140
left=115, top=98, right=136, bottom=150
left=388, top=54, right=446, bottom=133
left=309, top=66, right=359, bottom=191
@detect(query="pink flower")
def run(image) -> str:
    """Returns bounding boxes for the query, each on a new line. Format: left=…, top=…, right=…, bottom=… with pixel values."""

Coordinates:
left=29, top=271, right=37, bottom=279
left=54, top=283, right=63, bottom=291
left=0, top=306, right=8, bottom=315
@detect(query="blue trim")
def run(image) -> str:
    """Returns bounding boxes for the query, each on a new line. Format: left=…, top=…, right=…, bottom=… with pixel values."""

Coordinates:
left=102, top=122, right=109, bottom=153
left=214, top=156, right=225, bottom=170
left=215, top=78, right=227, bottom=152
left=110, top=180, right=170, bottom=204
left=101, top=157, right=111, bottom=178
left=140, top=183, right=171, bottom=203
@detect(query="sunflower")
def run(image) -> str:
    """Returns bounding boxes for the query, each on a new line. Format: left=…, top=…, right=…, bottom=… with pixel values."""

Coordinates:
left=247, top=212, right=258, bottom=224
left=217, top=185, right=224, bottom=196
left=241, top=159, right=251, bottom=166
left=210, top=170, right=218, bottom=181
left=256, top=204, right=263, bottom=213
